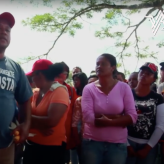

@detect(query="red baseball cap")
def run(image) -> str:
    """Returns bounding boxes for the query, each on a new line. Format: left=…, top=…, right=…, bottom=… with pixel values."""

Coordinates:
left=140, top=62, right=158, bottom=74
left=26, top=59, right=53, bottom=76
left=0, top=12, right=15, bottom=28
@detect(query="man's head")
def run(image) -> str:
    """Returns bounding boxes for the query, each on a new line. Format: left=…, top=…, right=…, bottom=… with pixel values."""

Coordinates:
left=116, top=72, right=125, bottom=82
left=138, top=62, right=158, bottom=86
left=55, top=62, right=69, bottom=84
left=128, top=72, right=138, bottom=89
left=72, top=66, right=82, bottom=76
left=0, top=12, right=15, bottom=51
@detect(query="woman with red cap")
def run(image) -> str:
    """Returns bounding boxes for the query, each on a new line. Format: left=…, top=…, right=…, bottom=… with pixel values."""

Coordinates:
left=23, top=59, right=70, bottom=164
left=126, top=63, right=164, bottom=164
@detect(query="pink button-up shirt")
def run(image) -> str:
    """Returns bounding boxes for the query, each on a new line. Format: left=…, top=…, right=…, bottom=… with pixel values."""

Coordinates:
left=81, top=81, right=137, bottom=143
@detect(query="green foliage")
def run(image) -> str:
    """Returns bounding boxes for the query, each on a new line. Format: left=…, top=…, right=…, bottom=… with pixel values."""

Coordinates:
left=157, top=40, right=164, bottom=48
left=65, top=71, right=73, bottom=86
left=14, top=0, right=163, bottom=73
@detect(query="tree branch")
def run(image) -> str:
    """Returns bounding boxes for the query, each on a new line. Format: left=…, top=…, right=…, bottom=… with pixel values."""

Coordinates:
left=19, top=1, right=164, bottom=65
left=117, top=7, right=157, bottom=72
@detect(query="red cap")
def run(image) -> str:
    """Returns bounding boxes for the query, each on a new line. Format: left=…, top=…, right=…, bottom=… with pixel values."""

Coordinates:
left=26, top=59, right=53, bottom=76
left=0, top=12, right=15, bottom=28
left=140, top=62, right=158, bottom=74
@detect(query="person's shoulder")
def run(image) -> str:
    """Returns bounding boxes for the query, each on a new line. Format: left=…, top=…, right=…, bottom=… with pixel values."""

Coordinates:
left=150, top=90, right=162, bottom=98
left=84, top=82, right=95, bottom=90
left=6, top=57, right=22, bottom=73
left=117, top=81, right=131, bottom=90
left=6, top=57, right=21, bottom=67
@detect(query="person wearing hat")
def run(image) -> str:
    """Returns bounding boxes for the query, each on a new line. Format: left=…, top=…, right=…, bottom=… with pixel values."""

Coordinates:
left=22, top=59, right=70, bottom=164
left=0, top=12, right=33, bottom=164
left=126, top=62, right=164, bottom=164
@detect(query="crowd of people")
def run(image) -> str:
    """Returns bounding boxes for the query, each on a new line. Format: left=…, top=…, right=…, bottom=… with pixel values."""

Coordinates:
left=1, top=12, right=164, bottom=164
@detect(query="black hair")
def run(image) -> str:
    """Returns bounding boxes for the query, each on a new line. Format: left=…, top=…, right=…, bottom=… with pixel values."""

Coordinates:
left=154, top=72, right=158, bottom=80
left=88, top=75, right=98, bottom=80
left=117, top=72, right=125, bottom=80
left=88, top=70, right=97, bottom=80
left=73, top=66, right=82, bottom=72
left=72, top=72, right=88, bottom=96
left=90, top=70, right=96, bottom=74
left=100, top=53, right=118, bottom=76
left=128, top=72, right=138, bottom=79
left=131, top=72, right=138, bottom=75
left=151, top=83, right=157, bottom=93
left=38, top=63, right=64, bottom=81
left=61, top=61, right=69, bottom=78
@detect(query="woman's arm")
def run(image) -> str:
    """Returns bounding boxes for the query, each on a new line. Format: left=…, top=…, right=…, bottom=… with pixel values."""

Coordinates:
left=81, top=85, right=95, bottom=125
left=31, top=87, right=69, bottom=129
left=31, top=103, right=67, bottom=129
left=147, top=103, right=164, bottom=148
left=136, top=103, right=164, bottom=159
left=95, top=84, right=137, bottom=127
left=95, top=114, right=133, bottom=127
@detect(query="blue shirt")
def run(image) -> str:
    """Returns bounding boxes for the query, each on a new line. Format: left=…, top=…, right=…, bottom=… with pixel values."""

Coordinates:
left=0, top=57, right=33, bottom=148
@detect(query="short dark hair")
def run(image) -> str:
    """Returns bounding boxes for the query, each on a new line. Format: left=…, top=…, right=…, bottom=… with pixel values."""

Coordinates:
left=61, top=61, right=69, bottom=78
left=73, top=66, right=82, bottom=72
left=38, top=63, right=64, bottom=81
left=117, top=72, right=125, bottom=80
left=88, top=75, right=98, bottom=81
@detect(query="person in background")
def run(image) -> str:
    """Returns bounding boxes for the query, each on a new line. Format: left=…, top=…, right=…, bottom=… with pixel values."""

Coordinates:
left=55, top=62, right=78, bottom=164
left=81, top=53, right=137, bottom=164
left=116, top=71, right=125, bottom=81
left=128, top=72, right=138, bottom=89
left=72, top=66, right=82, bottom=76
left=71, top=72, right=88, bottom=164
left=88, top=71, right=98, bottom=84
left=0, top=12, right=32, bottom=164
left=117, top=71, right=128, bottom=83
left=126, top=63, right=164, bottom=164
left=23, top=59, right=70, bottom=164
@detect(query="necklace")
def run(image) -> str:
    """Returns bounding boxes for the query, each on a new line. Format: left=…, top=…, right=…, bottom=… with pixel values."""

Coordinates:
left=41, top=93, right=44, bottom=97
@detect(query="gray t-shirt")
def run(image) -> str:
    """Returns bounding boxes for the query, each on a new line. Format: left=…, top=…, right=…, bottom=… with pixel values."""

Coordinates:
left=0, top=57, right=32, bottom=148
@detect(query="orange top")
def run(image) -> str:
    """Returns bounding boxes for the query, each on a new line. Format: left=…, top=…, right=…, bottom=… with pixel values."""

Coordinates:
left=28, top=84, right=70, bottom=146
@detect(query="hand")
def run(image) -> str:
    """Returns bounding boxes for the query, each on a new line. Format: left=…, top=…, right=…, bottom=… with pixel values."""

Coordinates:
left=13, top=123, right=30, bottom=144
left=95, top=114, right=112, bottom=127
left=40, top=128, right=54, bottom=136
left=136, top=144, right=152, bottom=159
left=95, top=113, right=102, bottom=118
left=95, top=113, right=122, bottom=119
left=127, top=146, right=137, bottom=157
left=105, top=114, right=122, bottom=119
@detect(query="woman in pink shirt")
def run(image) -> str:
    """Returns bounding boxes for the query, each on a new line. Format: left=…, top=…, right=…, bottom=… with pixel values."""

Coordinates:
left=81, top=53, right=138, bottom=164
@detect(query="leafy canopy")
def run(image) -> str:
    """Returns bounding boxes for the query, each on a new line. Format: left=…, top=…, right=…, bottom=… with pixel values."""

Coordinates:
left=14, top=0, right=164, bottom=75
